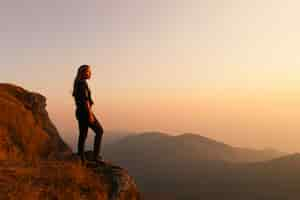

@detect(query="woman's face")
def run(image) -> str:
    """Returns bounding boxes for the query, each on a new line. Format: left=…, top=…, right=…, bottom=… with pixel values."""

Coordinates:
left=82, top=68, right=91, bottom=80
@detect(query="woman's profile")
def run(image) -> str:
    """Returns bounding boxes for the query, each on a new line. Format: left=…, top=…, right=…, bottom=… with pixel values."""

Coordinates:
left=72, top=65, right=104, bottom=165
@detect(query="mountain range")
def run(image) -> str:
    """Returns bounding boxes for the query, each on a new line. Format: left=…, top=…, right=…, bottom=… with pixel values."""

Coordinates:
left=102, top=132, right=300, bottom=200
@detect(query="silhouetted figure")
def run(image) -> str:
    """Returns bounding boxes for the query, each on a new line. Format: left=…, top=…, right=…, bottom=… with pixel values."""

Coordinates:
left=72, top=65, right=104, bottom=165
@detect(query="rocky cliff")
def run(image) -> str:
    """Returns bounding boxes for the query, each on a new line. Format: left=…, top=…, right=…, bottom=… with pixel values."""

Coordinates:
left=0, top=83, right=141, bottom=200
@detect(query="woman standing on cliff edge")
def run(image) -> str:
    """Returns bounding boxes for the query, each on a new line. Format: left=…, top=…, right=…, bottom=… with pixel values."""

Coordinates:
left=72, top=65, right=104, bottom=165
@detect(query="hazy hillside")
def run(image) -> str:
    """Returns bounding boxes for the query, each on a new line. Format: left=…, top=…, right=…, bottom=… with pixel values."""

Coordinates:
left=103, top=132, right=298, bottom=200
left=104, top=131, right=286, bottom=164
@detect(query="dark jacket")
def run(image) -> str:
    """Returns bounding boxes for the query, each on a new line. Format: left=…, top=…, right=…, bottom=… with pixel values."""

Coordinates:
left=73, top=80, right=94, bottom=111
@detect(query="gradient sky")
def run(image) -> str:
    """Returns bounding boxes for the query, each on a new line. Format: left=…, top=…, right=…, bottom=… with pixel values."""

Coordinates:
left=1, top=0, right=300, bottom=152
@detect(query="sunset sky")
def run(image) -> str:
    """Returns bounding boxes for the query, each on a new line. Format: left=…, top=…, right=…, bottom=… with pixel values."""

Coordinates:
left=1, top=0, right=300, bottom=152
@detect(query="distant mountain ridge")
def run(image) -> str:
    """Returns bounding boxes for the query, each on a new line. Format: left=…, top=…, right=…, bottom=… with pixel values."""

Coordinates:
left=104, top=131, right=286, bottom=163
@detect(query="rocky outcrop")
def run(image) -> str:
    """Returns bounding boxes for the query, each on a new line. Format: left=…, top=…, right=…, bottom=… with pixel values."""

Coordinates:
left=81, top=151, right=141, bottom=200
left=0, top=83, right=141, bottom=200
left=0, top=83, right=71, bottom=161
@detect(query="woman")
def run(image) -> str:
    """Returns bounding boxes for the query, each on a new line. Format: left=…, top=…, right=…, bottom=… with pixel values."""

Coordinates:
left=72, top=65, right=104, bottom=165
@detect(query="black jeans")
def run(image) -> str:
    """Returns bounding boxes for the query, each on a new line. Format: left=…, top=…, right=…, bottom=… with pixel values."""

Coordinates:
left=76, top=108, right=104, bottom=162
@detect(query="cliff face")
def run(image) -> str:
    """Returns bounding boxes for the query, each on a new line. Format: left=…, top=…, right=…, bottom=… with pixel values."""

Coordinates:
left=0, top=83, right=71, bottom=161
left=0, top=83, right=141, bottom=200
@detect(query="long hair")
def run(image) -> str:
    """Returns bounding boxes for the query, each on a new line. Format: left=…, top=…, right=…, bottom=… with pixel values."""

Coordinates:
left=72, top=65, right=90, bottom=97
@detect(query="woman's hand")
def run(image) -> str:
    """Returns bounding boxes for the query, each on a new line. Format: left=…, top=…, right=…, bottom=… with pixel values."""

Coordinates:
left=89, top=113, right=95, bottom=124
left=85, top=101, right=95, bottom=123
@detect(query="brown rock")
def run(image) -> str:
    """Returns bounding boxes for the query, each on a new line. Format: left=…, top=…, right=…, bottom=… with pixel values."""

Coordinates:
left=0, top=83, right=72, bottom=161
